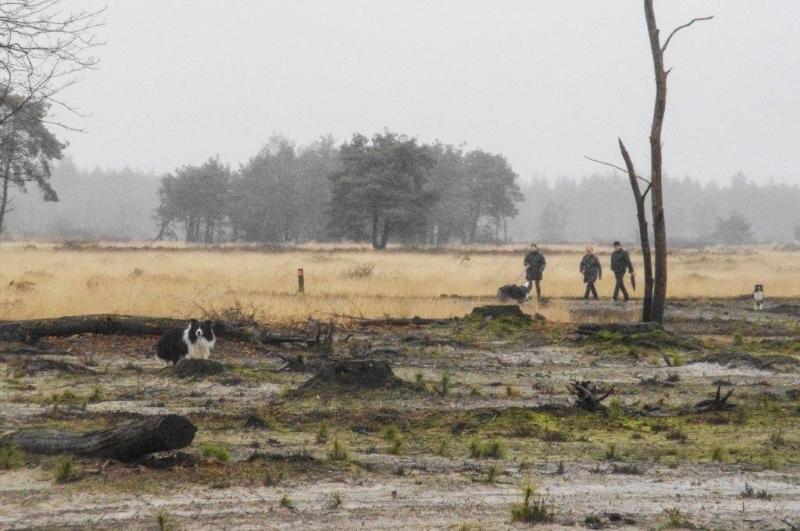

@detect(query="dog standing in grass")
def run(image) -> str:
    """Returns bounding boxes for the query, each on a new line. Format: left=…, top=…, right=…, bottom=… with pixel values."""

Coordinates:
left=156, top=319, right=216, bottom=364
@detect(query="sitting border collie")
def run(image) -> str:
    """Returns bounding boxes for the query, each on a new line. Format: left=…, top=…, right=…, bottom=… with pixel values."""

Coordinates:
left=497, top=284, right=529, bottom=303
left=156, top=319, right=216, bottom=365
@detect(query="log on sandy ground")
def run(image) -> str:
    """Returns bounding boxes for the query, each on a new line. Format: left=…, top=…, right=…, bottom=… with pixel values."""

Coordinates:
left=0, top=414, right=197, bottom=462
left=0, top=314, right=327, bottom=346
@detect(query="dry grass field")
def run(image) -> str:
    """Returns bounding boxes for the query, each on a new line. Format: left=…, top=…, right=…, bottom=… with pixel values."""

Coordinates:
left=0, top=242, right=796, bottom=322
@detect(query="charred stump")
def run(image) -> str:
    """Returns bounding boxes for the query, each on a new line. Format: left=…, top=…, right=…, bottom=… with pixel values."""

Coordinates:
left=0, top=414, right=197, bottom=461
left=567, top=380, right=615, bottom=411
left=300, top=359, right=404, bottom=390
left=693, top=385, right=735, bottom=413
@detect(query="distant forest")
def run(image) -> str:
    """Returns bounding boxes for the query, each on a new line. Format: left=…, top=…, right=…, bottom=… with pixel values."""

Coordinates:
left=7, top=136, right=800, bottom=246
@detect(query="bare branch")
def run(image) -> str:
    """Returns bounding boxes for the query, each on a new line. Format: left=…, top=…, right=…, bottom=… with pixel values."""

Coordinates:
left=662, top=16, right=713, bottom=52
left=584, top=155, right=628, bottom=175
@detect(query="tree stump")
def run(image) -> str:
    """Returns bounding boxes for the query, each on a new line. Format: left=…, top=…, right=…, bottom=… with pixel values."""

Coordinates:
left=693, top=385, right=735, bottom=413
left=300, top=359, right=404, bottom=390
left=169, top=358, right=226, bottom=378
left=567, top=380, right=614, bottom=411
left=0, top=414, right=197, bottom=461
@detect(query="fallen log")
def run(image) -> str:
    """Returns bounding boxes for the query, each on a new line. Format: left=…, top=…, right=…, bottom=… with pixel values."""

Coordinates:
left=0, top=314, right=331, bottom=347
left=355, top=316, right=455, bottom=327
left=575, top=322, right=662, bottom=336
left=0, top=414, right=197, bottom=462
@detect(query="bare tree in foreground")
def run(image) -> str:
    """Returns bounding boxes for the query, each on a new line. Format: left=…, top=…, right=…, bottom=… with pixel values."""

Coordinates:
left=0, top=0, right=103, bottom=127
left=588, top=1, right=712, bottom=322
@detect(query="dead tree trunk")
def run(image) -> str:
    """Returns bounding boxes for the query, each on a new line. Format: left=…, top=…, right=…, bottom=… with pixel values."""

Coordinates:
left=587, top=3, right=711, bottom=323
left=644, top=0, right=713, bottom=322
left=0, top=414, right=197, bottom=461
left=619, top=140, right=654, bottom=322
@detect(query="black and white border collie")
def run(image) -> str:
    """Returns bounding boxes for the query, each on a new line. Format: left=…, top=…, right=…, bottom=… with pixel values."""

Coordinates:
left=156, top=319, right=216, bottom=365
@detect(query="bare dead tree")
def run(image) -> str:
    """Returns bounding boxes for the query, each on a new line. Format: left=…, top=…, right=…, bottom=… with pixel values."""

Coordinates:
left=0, top=0, right=104, bottom=127
left=587, top=1, right=712, bottom=323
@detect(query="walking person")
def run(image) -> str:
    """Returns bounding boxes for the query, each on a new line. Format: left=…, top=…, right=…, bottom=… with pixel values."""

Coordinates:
left=523, top=243, right=546, bottom=300
left=610, top=241, right=635, bottom=302
left=579, top=246, right=602, bottom=300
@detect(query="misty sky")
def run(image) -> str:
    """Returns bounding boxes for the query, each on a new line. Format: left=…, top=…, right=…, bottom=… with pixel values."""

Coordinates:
left=56, top=0, right=800, bottom=184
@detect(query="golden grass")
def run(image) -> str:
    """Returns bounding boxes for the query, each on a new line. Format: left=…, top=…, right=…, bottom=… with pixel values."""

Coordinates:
left=0, top=242, right=794, bottom=322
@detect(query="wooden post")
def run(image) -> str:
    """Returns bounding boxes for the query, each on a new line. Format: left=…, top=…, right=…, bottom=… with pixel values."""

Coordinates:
left=297, top=268, right=304, bottom=293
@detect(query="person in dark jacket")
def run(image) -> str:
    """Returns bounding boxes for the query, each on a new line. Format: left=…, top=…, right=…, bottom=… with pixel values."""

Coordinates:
left=610, top=240, right=635, bottom=302
left=579, top=245, right=602, bottom=300
left=523, top=243, right=547, bottom=299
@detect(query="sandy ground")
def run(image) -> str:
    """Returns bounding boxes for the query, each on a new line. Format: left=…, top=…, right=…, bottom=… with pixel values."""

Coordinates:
left=1, top=298, right=799, bottom=530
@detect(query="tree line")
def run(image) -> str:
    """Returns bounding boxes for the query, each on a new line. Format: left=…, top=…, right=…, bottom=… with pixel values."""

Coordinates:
left=154, top=131, right=522, bottom=248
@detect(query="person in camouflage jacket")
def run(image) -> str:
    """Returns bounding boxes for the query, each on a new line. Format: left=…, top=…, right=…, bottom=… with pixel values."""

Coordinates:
left=579, top=246, right=602, bottom=300
left=610, top=240, right=634, bottom=302
left=523, top=243, right=547, bottom=299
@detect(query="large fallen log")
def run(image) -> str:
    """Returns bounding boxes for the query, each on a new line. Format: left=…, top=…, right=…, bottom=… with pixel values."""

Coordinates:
left=0, top=414, right=197, bottom=461
left=0, top=314, right=330, bottom=347
left=355, top=316, right=455, bottom=327
left=575, top=322, right=662, bottom=336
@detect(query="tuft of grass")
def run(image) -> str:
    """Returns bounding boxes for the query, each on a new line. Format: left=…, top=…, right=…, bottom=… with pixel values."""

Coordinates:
left=328, top=490, right=344, bottom=509
left=87, top=385, right=106, bottom=403
left=415, top=372, right=425, bottom=388
left=711, top=446, right=725, bottom=462
left=604, top=443, right=618, bottom=461
left=740, top=482, right=771, bottom=500
left=510, top=482, right=555, bottom=524
left=49, top=389, right=81, bottom=405
left=505, top=384, right=519, bottom=398
left=438, top=372, right=451, bottom=396
left=768, top=430, right=786, bottom=448
left=381, top=425, right=400, bottom=442
left=387, top=437, right=403, bottom=455
left=733, top=331, right=744, bottom=347
left=54, top=456, right=82, bottom=484
left=279, top=493, right=295, bottom=512
left=556, top=461, right=564, bottom=475
left=327, top=437, right=349, bottom=462
left=316, top=424, right=329, bottom=444
left=469, top=438, right=506, bottom=459
left=485, top=464, right=499, bottom=484
left=470, top=385, right=482, bottom=397
left=456, top=523, right=480, bottom=531
left=436, top=438, right=450, bottom=456
left=0, top=444, right=25, bottom=470
left=156, top=511, right=173, bottom=531
left=660, top=507, right=693, bottom=529
left=200, top=442, right=230, bottom=462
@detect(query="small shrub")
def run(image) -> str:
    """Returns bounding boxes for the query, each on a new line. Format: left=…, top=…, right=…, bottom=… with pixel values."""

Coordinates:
left=733, top=331, right=744, bottom=347
left=328, top=490, right=343, bottom=509
left=156, top=511, right=173, bottom=531
left=436, top=438, right=449, bottom=456
left=470, top=386, right=482, bottom=397
left=485, top=464, right=499, bottom=484
left=556, top=461, right=564, bottom=475
left=279, top=493, right=295, bottom=512
left=200, top=442, right=230, bottom=462
left=87, top=385, right=106, bottom=403
left=660, top=507, right=692, bottom=529
left=54, top=456, right=81, bottom=483
left=666, top=372, right=680, bottom=383
left=0, top=444, right=25, bottom=470
left=711, top=446, right=725, bottom=462
left=768, top=430, right=786, bottom=448
left=49, top=389, right=81, bottom=405
left=740, top=482, right=771, bottom=500
left=469, top=438, right=506, bottom=459
left=316, top=424, right=329, bottom=444
left=415, top=372, right=424, bottom=388
left=387, top=437, right=403, bottom=455
left=605, top=443, right=618, bottom=461
left=505, top=385, right=519, bottom=398
left=439, top=372, right=451, bottom=396
left=510, top=483, right=555, bottom=524
left=665, top=428, right=688, bottom=442
left=328, top=437, right=349, bottom=462
left=382, top=425, right=400, bottom=442
left=263, top=465, right=285, bottom=486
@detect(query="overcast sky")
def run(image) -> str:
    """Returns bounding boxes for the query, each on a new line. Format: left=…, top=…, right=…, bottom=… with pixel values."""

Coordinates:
left=57, top=0, right=800, bottom=184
